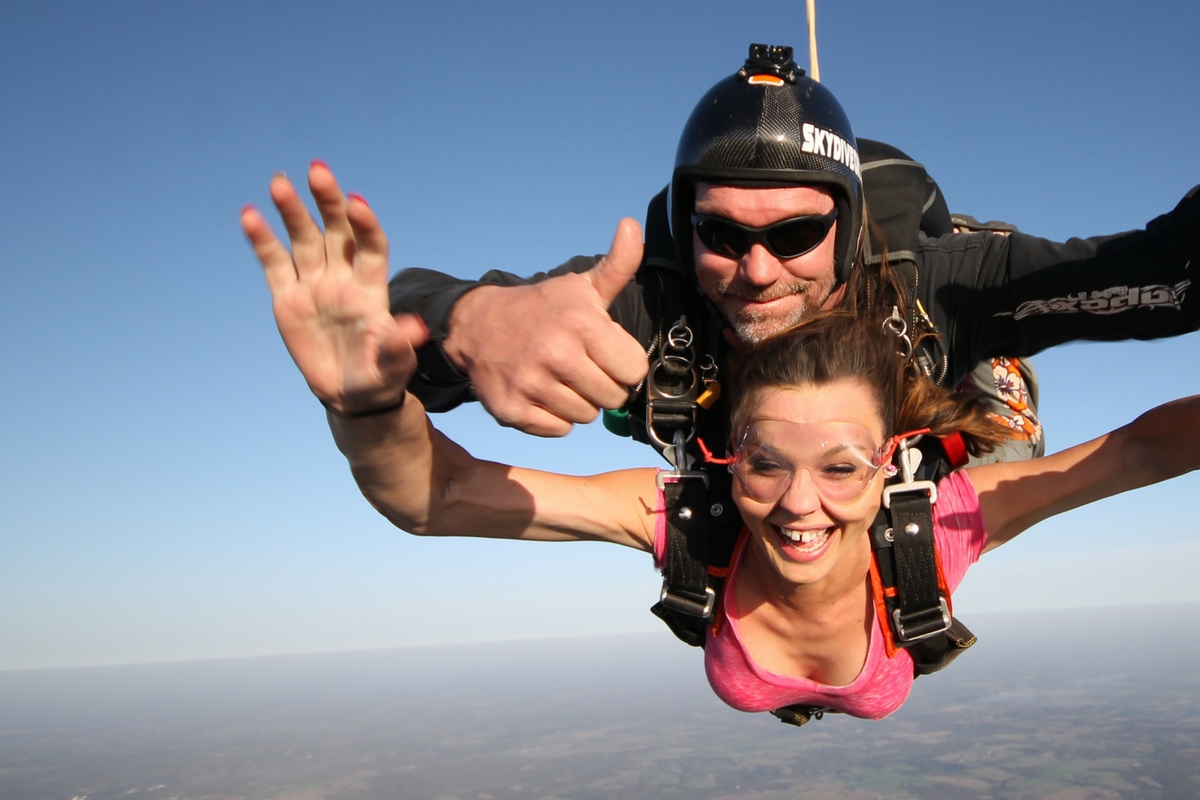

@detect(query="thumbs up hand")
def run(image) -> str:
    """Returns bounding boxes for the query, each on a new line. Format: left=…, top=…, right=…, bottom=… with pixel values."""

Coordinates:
left=443, top=218, right=650, bottom=437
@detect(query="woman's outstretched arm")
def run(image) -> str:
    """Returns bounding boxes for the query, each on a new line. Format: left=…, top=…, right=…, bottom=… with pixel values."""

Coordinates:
left=326, top=386, right=659, bottom=548
left=243, top=163, right=659, bottom=551
left=967, top=395, right=1200, bottom=552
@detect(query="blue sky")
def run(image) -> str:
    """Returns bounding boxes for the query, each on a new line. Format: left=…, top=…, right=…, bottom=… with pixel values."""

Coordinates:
left=2, top=0, right=1198, bottom=669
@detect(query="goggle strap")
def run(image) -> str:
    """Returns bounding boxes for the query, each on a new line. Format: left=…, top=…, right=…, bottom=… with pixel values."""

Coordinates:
left=883, top=428, right=932, bottom=466
left=697, top=436, right=737, bottom=465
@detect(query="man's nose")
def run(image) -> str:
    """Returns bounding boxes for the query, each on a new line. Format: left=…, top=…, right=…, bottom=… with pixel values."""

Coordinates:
left=738, top=242, right=784, bottom=287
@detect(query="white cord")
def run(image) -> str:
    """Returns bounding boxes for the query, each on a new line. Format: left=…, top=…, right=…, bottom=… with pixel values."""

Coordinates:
left=806, top=0, right=821, bottom=82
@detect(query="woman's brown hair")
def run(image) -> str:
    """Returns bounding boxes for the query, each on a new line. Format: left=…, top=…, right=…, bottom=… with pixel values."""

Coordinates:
left=729, top=310, right=1011, bottom=457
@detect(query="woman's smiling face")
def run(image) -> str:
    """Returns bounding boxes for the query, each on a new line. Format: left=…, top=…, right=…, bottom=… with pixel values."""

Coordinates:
left=731, top=378, right=889, bottom=590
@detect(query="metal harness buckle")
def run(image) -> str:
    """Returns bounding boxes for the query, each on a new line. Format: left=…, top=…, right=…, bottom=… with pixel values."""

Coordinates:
left=893, top=597, right=952, bottom=642
left=881, top=433, right=938, bottom=509
left=656, top=431, right=710, bottom=491
left=658, top=583, right=717, bottom=619
left=646, top=320, right=700, bottom=454
left=771, top=704, right=834, bottom=727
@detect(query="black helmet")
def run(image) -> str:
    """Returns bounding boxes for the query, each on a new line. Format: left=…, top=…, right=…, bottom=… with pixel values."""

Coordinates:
left=670, top=44, right=864, bottom=284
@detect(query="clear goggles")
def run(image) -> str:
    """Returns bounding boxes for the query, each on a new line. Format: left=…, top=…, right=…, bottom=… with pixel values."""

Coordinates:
left=729, top=420, right=895, bottom=506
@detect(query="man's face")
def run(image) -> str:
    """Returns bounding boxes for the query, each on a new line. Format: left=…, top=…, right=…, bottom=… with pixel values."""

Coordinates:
left=693, top=183, right=842, bottom=347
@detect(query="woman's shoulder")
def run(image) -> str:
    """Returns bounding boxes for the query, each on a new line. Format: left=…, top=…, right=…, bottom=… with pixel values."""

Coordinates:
left=933, top=469, right=987, bottom=588
left=937, top=469, right=980, bottom=511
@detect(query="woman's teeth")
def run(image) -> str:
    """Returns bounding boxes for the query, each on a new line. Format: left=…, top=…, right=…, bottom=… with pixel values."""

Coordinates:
left=776, top=526, right=832, bottom=547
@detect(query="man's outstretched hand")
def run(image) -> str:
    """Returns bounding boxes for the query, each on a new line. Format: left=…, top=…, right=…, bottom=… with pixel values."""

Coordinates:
left=443, top=218, right=650, bottom=437
left=242, top=162, right=429, bottom=416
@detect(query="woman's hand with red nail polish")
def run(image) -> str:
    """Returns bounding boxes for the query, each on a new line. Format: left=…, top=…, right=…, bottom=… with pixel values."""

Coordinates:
left=241, top=162, right=429, bottom=417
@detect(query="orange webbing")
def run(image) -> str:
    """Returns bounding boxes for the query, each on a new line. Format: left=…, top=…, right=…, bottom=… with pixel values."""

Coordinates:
left=868, top=556, right=899, bottom=659
left=708, top=527, right=748, bottom=639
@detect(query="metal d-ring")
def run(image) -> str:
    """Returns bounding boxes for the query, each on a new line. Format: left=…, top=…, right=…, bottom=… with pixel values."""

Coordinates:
left=883, top=306, right=913, bottom=361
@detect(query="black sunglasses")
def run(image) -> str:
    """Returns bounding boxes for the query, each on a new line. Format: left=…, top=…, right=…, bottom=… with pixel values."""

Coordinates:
left=691, top=209, right=838, bottom=260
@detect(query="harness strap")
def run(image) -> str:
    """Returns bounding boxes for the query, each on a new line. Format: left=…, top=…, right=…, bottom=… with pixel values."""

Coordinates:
left=646, top=304, right=717, bottom=644
left=650, top=476, right=715, bottom=647
left=868, top=436, right=978, bottom=678
left=771, top=704, right=835, bottom=727
left=629, top=259, right=738, bottom=648
left=888, top=491, right=950, bottom=642
left=909, top=617, right=978, bottom=677
left=658, top=477, right=712, bottom=612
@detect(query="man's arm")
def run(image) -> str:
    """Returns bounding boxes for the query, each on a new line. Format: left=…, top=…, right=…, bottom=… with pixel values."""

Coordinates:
left=920, top=185, right=1200, bottom=386
left=387, top=220, right=653, bottom=436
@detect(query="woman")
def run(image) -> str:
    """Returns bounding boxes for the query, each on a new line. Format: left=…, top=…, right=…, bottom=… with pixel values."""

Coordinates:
left=242, top=164, right=1200, bottom=720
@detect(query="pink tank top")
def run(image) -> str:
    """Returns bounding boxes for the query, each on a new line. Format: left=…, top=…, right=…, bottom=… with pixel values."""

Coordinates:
left=653, top=469, right=987, bottom=720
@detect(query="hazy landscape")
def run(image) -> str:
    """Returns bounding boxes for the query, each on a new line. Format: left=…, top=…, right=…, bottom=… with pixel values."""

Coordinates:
left=2, top=604, right=1198, bottom=800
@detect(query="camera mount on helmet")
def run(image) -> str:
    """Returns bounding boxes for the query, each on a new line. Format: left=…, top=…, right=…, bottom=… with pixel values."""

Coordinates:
left=736, top=44, right=804, bottom=84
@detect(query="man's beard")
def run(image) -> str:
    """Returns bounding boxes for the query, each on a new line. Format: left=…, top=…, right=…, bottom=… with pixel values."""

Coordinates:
left=711, top=274, right=838, bottom=346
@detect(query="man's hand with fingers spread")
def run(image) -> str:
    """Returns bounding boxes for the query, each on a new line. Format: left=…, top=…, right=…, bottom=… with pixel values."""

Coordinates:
left=242, top=161, right=429, bottom=417
left=443, top=218, right=650, bottom=437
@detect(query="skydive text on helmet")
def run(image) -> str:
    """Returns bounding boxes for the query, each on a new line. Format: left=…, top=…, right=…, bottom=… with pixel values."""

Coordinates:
left=800, top=123, right=861, bottom=178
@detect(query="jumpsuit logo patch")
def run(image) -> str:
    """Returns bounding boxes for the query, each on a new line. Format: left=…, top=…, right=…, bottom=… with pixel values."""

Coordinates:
left=1009, top=281, right=1190, bottom=321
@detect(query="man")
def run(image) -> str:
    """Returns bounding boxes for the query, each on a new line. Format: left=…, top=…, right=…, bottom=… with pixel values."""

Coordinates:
left=392, top=45, right=1149, bottom=457
left=387, top=43, right=1197, bottom=641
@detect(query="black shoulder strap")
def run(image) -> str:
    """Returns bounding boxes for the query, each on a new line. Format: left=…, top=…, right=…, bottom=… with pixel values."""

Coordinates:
left=871, top=436, right=977, bottom=675
left=650, top=475, right=718, bottom=647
